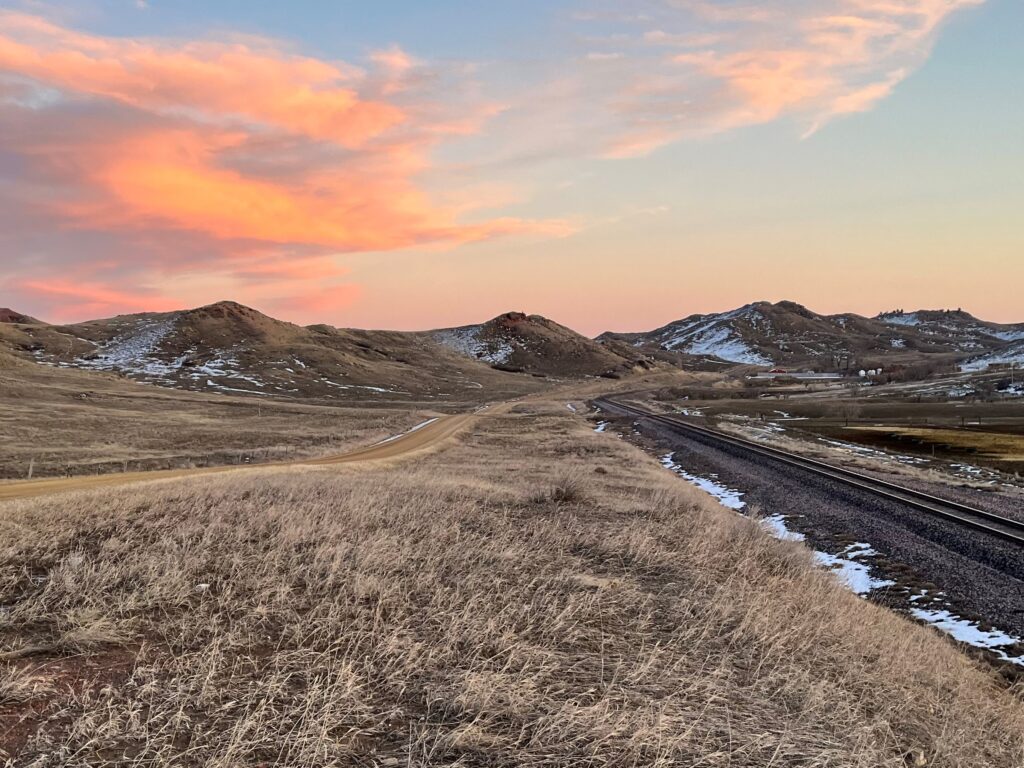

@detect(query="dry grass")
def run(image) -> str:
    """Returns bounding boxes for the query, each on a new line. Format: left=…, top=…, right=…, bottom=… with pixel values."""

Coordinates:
left=850, top=425, right=1024, bottom=464
left=0, top=400, right=1022, bottom=766
left=0, top=365, right=436, bottom=480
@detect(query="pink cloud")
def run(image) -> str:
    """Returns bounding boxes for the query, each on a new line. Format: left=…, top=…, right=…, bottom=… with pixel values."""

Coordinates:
left=16, top=279, right=182, bottom=322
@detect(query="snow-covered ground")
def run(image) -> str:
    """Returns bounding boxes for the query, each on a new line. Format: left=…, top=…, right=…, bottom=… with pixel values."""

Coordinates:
left=879, top=313, right=922, bottom=327
left=658, top=307, right=772, bottom=365
left=660, top=453, right=746, bottom=509
left=910, top=606, right=1024, bottom=666
left=814, top=544, right=895, bottom=595
left=321, top=378, right=406, bottom=395
left=434, top=326, right=514, bottom=365
left=961, top=347, right=1024, bottom=372
left=816, top=437, right=931, bottom=466
left=74, top=316, right=186, bottom=378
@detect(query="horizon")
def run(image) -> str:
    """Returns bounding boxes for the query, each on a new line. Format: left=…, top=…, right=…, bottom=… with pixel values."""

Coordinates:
left=2, top=1, right=1022, bottom=334
left=2, top=296, right=1019, bottom=338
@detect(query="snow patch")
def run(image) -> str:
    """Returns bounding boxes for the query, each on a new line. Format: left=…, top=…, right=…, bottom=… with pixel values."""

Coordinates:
left=656, top=306, right=772, bottom=365
left=879, top=313, right=921, bottom=327
left=660, top=453, right=746, bottom=510
left=911, top=608, right=1024, bottom=667
left=814, top=544, right=895, bottom=595
left=992, top=329, right=1024, bottom=342
left=961, top=348, right=1024, bottom=372
left=761, top=514, right=805, bottom=542
left=74, top=316, right=185, bottom=377
left=434, top=326, right=514, bottom=365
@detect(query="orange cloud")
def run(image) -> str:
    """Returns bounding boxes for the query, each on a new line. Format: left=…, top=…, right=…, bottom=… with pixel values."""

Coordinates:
left=0, top=11, right=403, bottom=148
left=54, top=126, right=537, bottom=251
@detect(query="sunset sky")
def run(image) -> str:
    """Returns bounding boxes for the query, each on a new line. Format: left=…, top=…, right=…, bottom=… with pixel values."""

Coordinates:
left=1, top=0, right=1021, bottom=334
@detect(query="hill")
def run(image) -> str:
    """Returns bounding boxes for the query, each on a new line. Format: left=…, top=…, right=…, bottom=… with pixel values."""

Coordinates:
left=433, top=311, right=646, bottom=378
left=604, top=301, right=1024, bottom=371
left=877, top=309, right=1024, bottom=370
left=0, top=302, right=625, bottom=401
left=0, top=308, right=41, bottom=324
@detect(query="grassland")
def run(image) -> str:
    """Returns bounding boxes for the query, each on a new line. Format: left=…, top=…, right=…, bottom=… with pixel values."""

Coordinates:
left=0, top=363, right=449, bottom=480
left=834, top=425, right=1024, bottom=474
left=1, top=399, right=1022, bottom=766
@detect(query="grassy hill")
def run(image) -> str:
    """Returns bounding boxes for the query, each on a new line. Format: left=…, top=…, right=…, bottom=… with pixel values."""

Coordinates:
left=0, top=302, right=558, bottom=402
left=433, top=311, right=647, bottom=378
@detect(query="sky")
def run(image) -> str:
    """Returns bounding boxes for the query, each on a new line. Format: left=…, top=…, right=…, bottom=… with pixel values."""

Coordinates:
left=0, top=0, right=1021, bottom=334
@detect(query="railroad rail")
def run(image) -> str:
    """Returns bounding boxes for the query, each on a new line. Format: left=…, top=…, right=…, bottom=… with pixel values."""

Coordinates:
left=595, top=398, right=1024, bottom=546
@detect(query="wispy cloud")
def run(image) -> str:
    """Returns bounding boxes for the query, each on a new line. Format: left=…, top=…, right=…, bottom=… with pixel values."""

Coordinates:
left=575, top=0, right=985, bottom=154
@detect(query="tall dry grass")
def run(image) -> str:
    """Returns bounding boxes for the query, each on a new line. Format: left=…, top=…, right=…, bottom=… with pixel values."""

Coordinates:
left=0, top=400, right=1021, bottom=766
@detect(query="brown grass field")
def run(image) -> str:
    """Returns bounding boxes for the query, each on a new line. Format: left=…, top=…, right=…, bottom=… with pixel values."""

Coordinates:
left=1, top=398, right=1022, bottom=766
left=0, top=363, right=454, bottom=481
left=837, top=425, right=1024, bottom=473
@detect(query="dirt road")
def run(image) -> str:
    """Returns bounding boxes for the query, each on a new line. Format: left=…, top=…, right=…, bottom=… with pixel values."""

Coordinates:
left=0, top=413, right=477, bottom=502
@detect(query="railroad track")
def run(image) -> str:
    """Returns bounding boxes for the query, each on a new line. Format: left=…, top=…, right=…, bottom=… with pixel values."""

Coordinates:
left=596, top=398, right=1024, bottom=546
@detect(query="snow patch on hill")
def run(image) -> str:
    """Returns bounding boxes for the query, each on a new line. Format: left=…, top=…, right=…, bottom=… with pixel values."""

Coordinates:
left=993, top=329, right=1024, bottom=342
left=433, top=327, right=513, bottom=364
left=658, top=307, right=771, bottom=365
left=74, top=316, right=186, bottom=377
left=961, top=344, right=1024, bottom=372
left=879, top=313, right=921, bottom=327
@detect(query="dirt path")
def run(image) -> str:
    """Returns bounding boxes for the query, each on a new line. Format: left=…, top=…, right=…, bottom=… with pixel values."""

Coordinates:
left=0, top=413, right=477, bottom=502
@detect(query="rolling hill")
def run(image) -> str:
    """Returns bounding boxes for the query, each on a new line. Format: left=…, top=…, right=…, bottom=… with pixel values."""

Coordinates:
left=0, top=303, right=647, bottom=401
left=603, top=301, right=1024, bottom=371
left=432, top=311, right=645, bottom=378
left=5, top=299, right=1021, bottom=396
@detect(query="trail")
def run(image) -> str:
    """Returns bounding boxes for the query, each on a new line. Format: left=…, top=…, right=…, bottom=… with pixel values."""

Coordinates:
left=0, top=413, right=477, bottom=502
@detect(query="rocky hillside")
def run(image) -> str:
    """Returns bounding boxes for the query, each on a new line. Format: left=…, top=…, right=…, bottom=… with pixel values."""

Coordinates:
left=603, top=301, right=1024, bottom=370
left=433, top=312, right=647, bottom=378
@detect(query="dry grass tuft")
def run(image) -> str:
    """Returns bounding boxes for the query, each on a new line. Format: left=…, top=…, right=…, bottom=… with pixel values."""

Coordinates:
left=530, top=472, right=588, bottom=506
